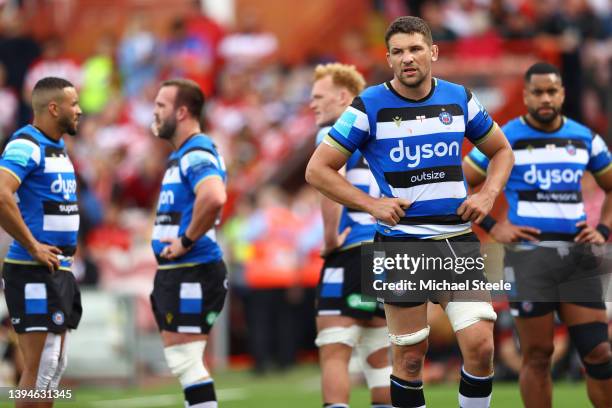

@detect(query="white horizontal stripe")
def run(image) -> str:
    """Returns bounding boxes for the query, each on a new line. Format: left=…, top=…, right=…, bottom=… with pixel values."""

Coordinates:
left=346, top=168, right=371, bottom=186
left=177, top=326, right=202, bottom=334
left=180, top=282, right=202, bottom=299
left=42, top=214, right=79, bottom=232
left=348, top=212, right=375, bottom=225
left=514, top=147, right=588, bottom=165
left=347, top=106, right=370, bottom=132
left=152, top=225, right=179, bottom=240
left=25, top=327, right=48, bottom=332
left=391, top=181, right=466, bottom=203
left=592, top=134, right=608, bottom=157
left=467, top=97, right=481, bottom=121
left=161, top=166, right=181, bottom=184
left=44, top=156, right=74, bottom=173
left=180, top=150, right=219, bottom=175
left=323, top=267, right=343, bottom=283
left=5, top=139, right=40, bottom=164
left=376, top=116, right=464, bottom=140
left=25, top=283, right=46, bottom=299
left=318, top=310, right=342, bottom=316
left=380, top=222, right=471, bottom=238
left=517, top=201, right=584, bottom=219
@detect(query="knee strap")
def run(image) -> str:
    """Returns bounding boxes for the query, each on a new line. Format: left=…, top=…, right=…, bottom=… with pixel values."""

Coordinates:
left=389, top=326, right=430, bottom=346
left=355, top=327, right=391, bottom=388
left=315, top=325, right=361, bottom=348
left=164, top=340, right=209, bottom=387
left=568, top=322, right=612, bottom=380
left=49, top=334, right=68, bottom=390
left=36, top=333, right=61, bottom=390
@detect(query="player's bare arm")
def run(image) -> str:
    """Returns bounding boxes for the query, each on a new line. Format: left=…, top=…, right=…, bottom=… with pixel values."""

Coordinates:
left=306, top=143, right=409, bottom=226
left=457, top=126, right=513, bottom=223
left=0, top=170, right=60, bottom=271
left=575, top=168, right=612, bottom=243
left=160, top=176, right=226, bottom=259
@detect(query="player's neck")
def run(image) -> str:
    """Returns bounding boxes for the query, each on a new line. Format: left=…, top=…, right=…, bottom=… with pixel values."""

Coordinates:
left=171, top=122, right=201, bottom=150
left=524, top=114, right=563, bottom=133
left=32, top=118, right=62, bottom=142
left=390, top=76, right=432, bottom=101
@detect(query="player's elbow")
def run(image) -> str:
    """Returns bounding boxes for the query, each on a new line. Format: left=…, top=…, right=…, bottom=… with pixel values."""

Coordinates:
left=305, top=159, right=321, bottom=188
left=208, top=190, right=227, bottom=211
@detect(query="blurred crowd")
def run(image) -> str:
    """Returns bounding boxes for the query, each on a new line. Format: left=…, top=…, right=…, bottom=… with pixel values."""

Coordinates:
left=0, top=0, right=610, bottom=378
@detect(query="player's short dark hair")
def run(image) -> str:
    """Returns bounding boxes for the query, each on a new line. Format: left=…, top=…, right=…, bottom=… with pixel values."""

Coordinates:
left=524, top=62, right=561, bottom=83
left=385, top=16, right=433, bottom=49
left=32, top=77, right=74, bottom=94
left=161, top=78, right=205, bottom=118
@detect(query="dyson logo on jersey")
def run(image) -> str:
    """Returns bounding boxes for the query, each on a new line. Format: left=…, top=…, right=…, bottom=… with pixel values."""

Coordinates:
left=50, top=174, right=77, bottom=199
left=523, top=165, right=583, bottom=190
left=389, top=140, right=460, bottom=168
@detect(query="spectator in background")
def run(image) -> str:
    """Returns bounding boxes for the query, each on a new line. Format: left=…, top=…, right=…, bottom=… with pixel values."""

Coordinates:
left=117, top=13, right=159, bottom=98
left=421, top=0, right=458, bottom=41
left=0, top=63, right=18, bottom=141
left=23, top=36, right=82, bottom=104
left=80, top=33, right=115, bottom=115
left=162, top=17, right=214, bottom=96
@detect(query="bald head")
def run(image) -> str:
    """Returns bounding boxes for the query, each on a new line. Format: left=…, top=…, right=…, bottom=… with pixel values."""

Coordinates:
left=31, top=77, right=75, bottom=115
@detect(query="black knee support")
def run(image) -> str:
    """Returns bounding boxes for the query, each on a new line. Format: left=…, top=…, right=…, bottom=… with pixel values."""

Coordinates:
left=568, top=322, right=612, bottom=380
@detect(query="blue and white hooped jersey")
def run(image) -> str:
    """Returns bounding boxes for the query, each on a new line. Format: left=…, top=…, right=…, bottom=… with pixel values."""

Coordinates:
left=324, top=78, right=496, bottom=239
left=465, top=116, right=612, bottom=238
left=152, top=134, right=226, bottom=268
left=0, top=125, right=79, bottom=270
left=316, top=126, right=378, bottom=249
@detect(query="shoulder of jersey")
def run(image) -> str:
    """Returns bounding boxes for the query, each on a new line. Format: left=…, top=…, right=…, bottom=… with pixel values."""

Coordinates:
left=12, top=125, right=42, bottom=145
left=183, top=133, right=216, bottom=152
left=563, top=117, right=595, bottom=138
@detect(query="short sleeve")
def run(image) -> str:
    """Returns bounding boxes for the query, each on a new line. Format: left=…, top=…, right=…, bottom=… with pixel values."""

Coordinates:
left=588, top=133, right=612, bottom=176
left=464, top=147, right=489, bottom=175
left=325, top=97, right=371, bottom=155
left=0, top=134, right=41, bottom=183
left=465, top=88, right=496, bottom=145
left=179, top=148, right=224, bottom=192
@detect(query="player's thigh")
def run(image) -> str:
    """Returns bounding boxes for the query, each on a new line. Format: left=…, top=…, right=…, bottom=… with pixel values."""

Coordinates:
left=160, top=331, right=208, bottom=348
left=558, top=302, right=607, bottom=326
left=16, top=332, right=50, bottom=369
left=514, top=313, right=556, bottom=355
left=360, top=315, right=388, bottom=328
left=316, top=315, right=359, bottom=331
left=384, top=302, right=427, bottom=334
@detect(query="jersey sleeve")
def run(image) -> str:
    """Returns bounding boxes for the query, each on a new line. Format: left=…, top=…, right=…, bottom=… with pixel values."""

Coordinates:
left=315, top=126, right=332, bottom=146
left=179, top=147, right=225, bottom=192
left=464, top=147, right=489, bottom=175
left=588, top=133, right=612, bottom=176
left=0, top=134, right=41, bottom=183
left=465, top=88, right=496, bottom=146
left=325, top=96, right=371, bottom=155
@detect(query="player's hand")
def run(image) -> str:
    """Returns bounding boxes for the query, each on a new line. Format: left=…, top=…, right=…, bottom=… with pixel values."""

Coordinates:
left=457, top=191, right=496, bottom=223
left=321, top=227, right=352, bottom=257
left=490, top=220, right=540, bottom=243
left=29, top=242, right=62, bottom=273
left=574, top=221, right=606, bottom=244
left=368, top=197, right=410, bottom=226
left=160, top=237, right=190, bottom=260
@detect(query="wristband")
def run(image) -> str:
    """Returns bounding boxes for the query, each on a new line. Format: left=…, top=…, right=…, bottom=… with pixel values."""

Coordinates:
left=596, top=224, right=610, bottom=241
left=180, top=234, right=195, bottom=249
left=479, top=215, right=497, bottom=233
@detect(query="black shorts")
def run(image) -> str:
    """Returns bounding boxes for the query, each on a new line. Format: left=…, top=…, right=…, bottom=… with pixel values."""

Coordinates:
left=2, top=263, right=82, bottom=334
left=373, top=231, right=489, bottom=308
left=315, top=245, right=385, bottom=320
left=150, top=261, right=228, bottom=334
left=505, top=244, right=606, bottom=318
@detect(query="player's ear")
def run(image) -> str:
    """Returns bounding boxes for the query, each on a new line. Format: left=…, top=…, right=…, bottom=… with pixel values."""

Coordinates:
left=431, top=44, right=439, bottom=62
left=48, top=100, right=60, bottom=118
left=176, top=105, right=188, bottom=121
left=386, top=50, right=392, bottom=68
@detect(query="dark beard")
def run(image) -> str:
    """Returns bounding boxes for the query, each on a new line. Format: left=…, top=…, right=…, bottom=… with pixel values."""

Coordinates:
left=58, top=114, right=77, bottom=136
left=528, top=107, right=559, bottom=124
left=157, top=117, right=177, bottom=140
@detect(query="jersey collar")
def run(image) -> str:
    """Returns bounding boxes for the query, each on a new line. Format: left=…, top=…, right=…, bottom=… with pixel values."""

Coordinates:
left=385, top=78, right=437, bottom=103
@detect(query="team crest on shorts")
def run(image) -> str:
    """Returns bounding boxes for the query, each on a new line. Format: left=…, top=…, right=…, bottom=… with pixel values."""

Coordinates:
left=52, top=311, right=64, bottom=325
left=521, top=302, right=533, bottom=313
left=439, top=110, right=453, bottom=125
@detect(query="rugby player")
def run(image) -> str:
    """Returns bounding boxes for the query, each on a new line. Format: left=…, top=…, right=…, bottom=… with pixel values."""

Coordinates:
left=310, top=63, right=391, bottom=408
left=0, top=77, right=82, bottom=407
left=464, top=62, right=612, bottom=408
left=306, top=16, right=514, bottom=408
left=150, top=79, right=228, bottom=408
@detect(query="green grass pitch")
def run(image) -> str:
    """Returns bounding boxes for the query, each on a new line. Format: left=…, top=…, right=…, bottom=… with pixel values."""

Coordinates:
left=52, top=364, right=591, bottom=407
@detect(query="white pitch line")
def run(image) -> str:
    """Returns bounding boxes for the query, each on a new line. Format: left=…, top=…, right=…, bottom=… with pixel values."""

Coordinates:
left=89, top=388, right=247, bottom=408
